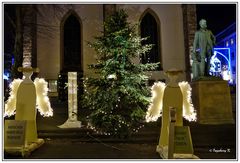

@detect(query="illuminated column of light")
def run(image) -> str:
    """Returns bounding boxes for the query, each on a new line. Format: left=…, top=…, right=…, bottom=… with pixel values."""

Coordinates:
left=23, top=36, right=32, bottom=68
left=68, top=72, right=78, bottom=121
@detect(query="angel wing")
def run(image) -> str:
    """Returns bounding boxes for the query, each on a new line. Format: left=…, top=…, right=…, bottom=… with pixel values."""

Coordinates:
left=34, top=78, right=53, bottom=117
left=178, top=81, right=197, bottom=121
left=4, top=79, right=23, bottom=117
left=145, top=81, right=166, bottom=122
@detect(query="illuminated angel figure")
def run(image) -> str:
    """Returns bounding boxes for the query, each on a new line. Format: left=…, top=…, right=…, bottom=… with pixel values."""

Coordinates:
left=145, top=69, right=196, bottom=156
left=4, top=63, right=53, bottom=144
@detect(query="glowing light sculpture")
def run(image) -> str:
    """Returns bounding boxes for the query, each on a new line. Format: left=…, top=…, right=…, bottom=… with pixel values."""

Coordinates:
left=210, top=48, right=233, bottom=83
left=58, top=72, right=81, bottom=128
left=34, top=78, right=53, bottom=117
left=4, top=61, right=53, bottom=119
left=209, top=51, right=221, bottom=77
left=145, top=69, right=196, bottom=159
left=4, top=79, right=22, bottom=117
left=4, top=53, right=52, bottom=156
left=146, top=81, right=196, bottom=123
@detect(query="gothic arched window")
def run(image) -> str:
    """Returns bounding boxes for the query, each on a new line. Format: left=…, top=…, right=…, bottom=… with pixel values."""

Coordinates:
left=140, top=10, right=162, bottom=70
left=62, top=13, right=81, bottom=71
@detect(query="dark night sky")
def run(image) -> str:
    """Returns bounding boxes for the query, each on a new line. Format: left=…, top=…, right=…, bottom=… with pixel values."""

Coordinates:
left=196, top=4, right=237, bottom=35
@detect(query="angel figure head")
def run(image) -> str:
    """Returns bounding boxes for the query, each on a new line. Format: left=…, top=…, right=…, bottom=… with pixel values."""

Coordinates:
left=165, top=68, right=183, bottom=86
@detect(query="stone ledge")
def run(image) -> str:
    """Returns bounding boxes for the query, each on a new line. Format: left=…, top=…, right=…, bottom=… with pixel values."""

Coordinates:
left=4, top=138, right=44, bottom=157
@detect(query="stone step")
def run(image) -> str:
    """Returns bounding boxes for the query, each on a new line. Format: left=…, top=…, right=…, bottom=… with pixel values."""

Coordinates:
left=37, top=123, right=236, bottom=148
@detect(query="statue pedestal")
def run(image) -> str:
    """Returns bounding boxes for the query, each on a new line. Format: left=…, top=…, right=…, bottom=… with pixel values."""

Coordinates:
left=58, top=119, right=82, bottom=128
left=191, top=80, right=234, bottom=124
left=5, top=139, right=44, bottom=157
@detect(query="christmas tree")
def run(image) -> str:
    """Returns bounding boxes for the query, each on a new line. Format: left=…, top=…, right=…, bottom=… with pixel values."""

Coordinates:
left=82, top=9, right=159, bottom=137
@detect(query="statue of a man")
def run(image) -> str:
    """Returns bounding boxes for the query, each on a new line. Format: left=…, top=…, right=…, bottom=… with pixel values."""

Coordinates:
left=192, top=19, right=216, bottom=79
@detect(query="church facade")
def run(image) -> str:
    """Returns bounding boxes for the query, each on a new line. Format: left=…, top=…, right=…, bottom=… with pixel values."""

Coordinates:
left=32, top=4, right=196, bottom=92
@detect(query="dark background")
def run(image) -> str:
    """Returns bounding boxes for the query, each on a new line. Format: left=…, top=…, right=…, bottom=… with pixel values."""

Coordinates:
left=4, top=4, right=237, bottom=54
left=196, top=4, right=236, bottom=35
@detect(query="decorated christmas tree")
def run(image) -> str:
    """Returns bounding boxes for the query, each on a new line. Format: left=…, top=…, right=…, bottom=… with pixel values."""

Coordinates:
left=82, top=9, right=159, bottom=137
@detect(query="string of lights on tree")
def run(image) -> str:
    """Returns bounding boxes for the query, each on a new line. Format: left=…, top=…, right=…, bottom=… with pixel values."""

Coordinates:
left=81, top=9, right=159, bottom=137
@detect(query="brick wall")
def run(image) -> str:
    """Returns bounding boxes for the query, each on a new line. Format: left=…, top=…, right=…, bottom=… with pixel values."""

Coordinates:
left=182, top=4, right=197, bottom=81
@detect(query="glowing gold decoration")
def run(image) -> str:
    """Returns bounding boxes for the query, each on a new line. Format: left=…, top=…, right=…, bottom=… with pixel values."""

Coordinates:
left=179, top=82, right=196, bottom=122
left=4, top=79, right=23, bottom=117
left=4, top=49, right=53, bottom=146
left=145, top=69, right=197, bottom=159
left=58, top=72, right=81, bottom=128
left=34, top=78, right=53, bottom=117
left=145, top=82, right=166, bottom=122
left=4, top=78, right=53, bottom=118
left=146, top=81, right=196, bottom=122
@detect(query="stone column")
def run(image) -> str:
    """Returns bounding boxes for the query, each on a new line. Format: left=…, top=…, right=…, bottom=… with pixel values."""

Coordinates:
left=182, top=4, right=197, bottom=81
left=103, top=4, right=116, bottom=34
left=103, top=4, right=116, bottom=22
left=22, top=5, right=37, bottom=76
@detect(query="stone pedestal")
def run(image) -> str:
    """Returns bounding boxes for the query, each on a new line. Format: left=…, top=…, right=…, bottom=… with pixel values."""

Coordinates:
left=191, top=80, right=234, bottom=124
left=5, top=139, right=44, bottom=157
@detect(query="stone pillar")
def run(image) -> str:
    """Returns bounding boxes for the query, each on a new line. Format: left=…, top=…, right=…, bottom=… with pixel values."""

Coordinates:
left=182, top=4, right=197, bottom=81
left=103, top=4, right=116, bottom=22
left=31, top=6, right=37, bottom=69
left=191, top=80, right=234, bottom=124
left=22, top=5, right=37, bottom=76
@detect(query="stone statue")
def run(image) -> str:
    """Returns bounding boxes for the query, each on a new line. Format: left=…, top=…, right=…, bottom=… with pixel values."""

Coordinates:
left=192, top=19, right=216, bottom=79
